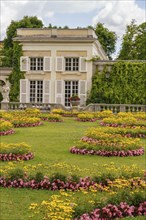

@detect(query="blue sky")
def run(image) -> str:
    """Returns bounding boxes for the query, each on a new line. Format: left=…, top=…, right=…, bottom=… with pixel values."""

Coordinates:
left=1, top=0, right=146, bottom=58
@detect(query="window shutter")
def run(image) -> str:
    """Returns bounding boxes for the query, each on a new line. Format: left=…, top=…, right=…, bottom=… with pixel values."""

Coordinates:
left=43, top=80, right=51, bottom=103
left=20, top=56, right=29, bottom=71
left=55, top=80, right=64, bottom=104
left=79, top=57, right=87, bottom=72
left=56, top=57, right=64, bottom=72
left=20, top=79, right=29, bottom=103
left=79, top=80, right=87, bottom=106
left=44, top=57, right=52, bottom=71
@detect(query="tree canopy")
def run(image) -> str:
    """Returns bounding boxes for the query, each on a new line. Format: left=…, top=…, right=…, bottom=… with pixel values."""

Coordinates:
left=2, top=16, right=43, bottom=101
left=94, top=23, right=117, bottom=60
left=118, top=20, right=146, bottom=60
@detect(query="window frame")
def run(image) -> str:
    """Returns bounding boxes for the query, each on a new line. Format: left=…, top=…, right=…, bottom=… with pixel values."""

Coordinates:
left=29, top=80, right=43, bottom=103
left=65, top=57, right=79, bottom=72
left=30, top=57, right=44, bottom=71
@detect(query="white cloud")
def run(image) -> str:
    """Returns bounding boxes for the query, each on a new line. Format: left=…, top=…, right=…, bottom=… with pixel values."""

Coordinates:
left=92, top=0, right=145, bottom=35
left=1, top=0, right=145, bottom=58
left=92, top=0, right=146, bottom=58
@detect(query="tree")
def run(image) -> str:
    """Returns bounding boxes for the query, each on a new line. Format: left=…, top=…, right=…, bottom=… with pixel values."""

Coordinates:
left=135, top=22, right=146, bottom=60
left=94, top=23, right=117, bottom=59
left=3, top=16, right=43, bottom=101
left=118, top=20, right=146, bottom=60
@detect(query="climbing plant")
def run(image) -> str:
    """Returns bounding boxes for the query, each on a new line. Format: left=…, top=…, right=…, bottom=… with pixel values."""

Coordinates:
left=87, top=61, right=146, bottom=105
left=8, top=43, right=23, bottom=101
left=2, top=16, right=43, bottom=101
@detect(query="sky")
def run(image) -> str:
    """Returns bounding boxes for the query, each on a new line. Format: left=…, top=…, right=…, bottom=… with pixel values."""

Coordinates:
left=0, top=0, right=146, bottom=58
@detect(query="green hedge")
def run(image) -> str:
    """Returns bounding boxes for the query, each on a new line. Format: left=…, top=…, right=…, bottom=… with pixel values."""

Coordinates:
left=87, top=61, right=146, bottom=105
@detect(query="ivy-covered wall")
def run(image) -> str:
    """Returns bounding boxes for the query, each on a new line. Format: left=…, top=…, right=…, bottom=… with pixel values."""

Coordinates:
left=87, top=61, right=146, bottom=105
left=5, top=43, right=24, bottom=101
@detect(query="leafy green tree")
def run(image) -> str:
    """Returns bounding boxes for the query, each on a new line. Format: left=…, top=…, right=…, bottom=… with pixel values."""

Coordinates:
left=118, top=20, right=146, bottom=60
left=94, top=23, right=117, bottom=59
left=3, top=16, right=43, bottom=101
left=118, top=20, right=137, bottom=60
left=135, top=22, right=146, bottom=60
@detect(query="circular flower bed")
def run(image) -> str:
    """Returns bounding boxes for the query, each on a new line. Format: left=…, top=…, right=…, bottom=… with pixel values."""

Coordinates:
left=11, top=117, right=42, bottom=127
left=88, top=127, right=146, bottom=139
left=0, top=120, right=15, bottom=136
left=100, top=116, right=146, bottom=128
left=94, top=110, right=113, bottom=120
left=39, top=113, right=63, bottom=122
left=70, top=128, right=144, bottom=157
left=70, top=146, right=144, bottom=157
left=76, top=113, right=96, bottom=122
left=0, top=143, right=34, bottom=161
left=0, top=152, right=33, bottom=161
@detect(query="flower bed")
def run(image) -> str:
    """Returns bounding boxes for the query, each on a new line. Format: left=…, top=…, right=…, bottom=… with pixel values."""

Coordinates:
left=0, top=120, right=15, bottom=136
left=118, top=112, right=146, bottom=120
left=76, top=113, right=96, bottom=122
left=0, top=143, right=34, bottom=161
left=70, top=127, right=144, bottom=157
left=29, top=189, right=146, bottom=220
left=86, top=127, right=146, bottom=139
left=11, top=117, right=42, bottom=127
left=62, top=111, right=79, bottom=117
left=94, top=110, right=113, bottom=119
left=39, top=113, right=63, bottom=122
left=52, top=109, right=79, bottom=117
left=70, top=146, right=144, bottom=157
left=51, top=109, right=65, bottom=115
left=94, top=126, right=146, bottom=138
left=0, top=175, right=145, bottom=191
left=0, top=112, right=13, bottom=120
left=76, top=201, right=146, bottom=219
left=101, top=117, right=146, bottom=127
left=0, top=152, right=33, bottom=161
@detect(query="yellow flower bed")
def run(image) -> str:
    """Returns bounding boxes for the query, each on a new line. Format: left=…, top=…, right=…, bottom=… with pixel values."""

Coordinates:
left=94, top=110, right=113, bottom=119
left=0, top=142, right=31, bottom=154
left=0, top=120, right=13, bottom=132
left=29, top=190, right=77, bottom=220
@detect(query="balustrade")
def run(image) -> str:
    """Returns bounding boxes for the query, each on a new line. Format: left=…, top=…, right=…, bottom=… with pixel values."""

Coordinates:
left=0, top=102, right=146, bottom=113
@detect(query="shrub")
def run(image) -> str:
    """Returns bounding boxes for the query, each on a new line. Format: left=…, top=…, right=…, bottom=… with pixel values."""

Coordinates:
left=8, top=168, right=24, bottom=181
left=49, top=173, right=67, bottom=183
left=34, top=172, right=44, bottom=183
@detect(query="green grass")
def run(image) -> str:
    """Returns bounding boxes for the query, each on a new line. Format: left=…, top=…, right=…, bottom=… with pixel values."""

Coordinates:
left=0, top=118, right=146, bottom=219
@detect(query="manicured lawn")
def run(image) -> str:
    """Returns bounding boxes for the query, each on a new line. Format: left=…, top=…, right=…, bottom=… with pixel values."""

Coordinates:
left=0, top=118, right=146, bottom=219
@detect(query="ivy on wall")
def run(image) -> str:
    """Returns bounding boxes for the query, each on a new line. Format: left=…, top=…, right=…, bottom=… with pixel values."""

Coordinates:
left=8, top=43, right=24, bottom=101
left=87, top=61, right=146, bottom=105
